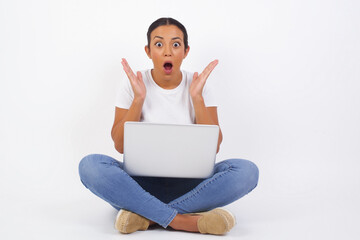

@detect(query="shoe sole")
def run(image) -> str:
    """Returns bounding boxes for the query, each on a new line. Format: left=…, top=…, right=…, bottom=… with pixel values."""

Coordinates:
left=218, top=208, right=236, bottom=223
left=114, top=209, right=130, bottom=232
left=213, top=208, right=236, bottom=231
left=185, top=207, right=237, bottom=226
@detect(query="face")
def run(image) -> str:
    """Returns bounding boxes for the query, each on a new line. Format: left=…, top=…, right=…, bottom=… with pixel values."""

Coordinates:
left=145, top=25, right=189, bottom=78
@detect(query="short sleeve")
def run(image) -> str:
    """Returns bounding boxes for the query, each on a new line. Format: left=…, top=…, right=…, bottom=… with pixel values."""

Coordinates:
left=202, top=83, right=218, bottom=107
left=115, top=76, right=134, bottom=109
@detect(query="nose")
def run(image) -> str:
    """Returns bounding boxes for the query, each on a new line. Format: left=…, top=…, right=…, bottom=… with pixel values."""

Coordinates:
left=164, top=45, right=172, bottom=57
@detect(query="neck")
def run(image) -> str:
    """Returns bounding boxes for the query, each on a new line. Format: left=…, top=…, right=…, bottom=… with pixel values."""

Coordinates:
left=151, top=68, right=182, bottom=89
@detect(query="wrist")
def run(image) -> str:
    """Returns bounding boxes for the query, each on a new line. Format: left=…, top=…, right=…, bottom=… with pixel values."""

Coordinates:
left=133, top=96, right=145, bottom=104
left=191, top=95, right=204, bottom=104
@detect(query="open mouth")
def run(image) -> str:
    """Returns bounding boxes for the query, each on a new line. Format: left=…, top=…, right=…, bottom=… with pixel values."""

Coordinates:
left=163, top=62, right=173, bottom=74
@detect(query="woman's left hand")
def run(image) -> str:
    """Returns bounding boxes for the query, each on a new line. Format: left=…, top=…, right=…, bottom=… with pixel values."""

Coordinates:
left=189, top=59, right=218, bottom=101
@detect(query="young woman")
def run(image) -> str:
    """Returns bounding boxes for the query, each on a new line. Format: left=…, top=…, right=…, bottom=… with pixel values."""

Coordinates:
left=79, top=17, right=259, bottom=235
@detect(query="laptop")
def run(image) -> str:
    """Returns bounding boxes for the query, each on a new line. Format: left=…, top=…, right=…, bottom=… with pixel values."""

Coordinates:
left=123, top=121, right=219, bottom=178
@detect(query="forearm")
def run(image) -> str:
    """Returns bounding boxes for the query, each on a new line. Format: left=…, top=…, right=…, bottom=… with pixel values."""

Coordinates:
left=192, top=96, right=223, bottom=153
left=111, top=97, right=144, bottom=153
left=192, top=96, right=215, bottom=125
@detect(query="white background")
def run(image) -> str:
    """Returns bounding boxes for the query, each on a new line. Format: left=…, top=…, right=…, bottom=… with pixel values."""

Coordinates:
left=1, top=0, right=359, bottom=239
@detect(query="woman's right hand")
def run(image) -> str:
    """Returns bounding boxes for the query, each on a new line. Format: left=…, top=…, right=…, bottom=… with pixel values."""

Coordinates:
left=121, top=58, right=146, bottom=100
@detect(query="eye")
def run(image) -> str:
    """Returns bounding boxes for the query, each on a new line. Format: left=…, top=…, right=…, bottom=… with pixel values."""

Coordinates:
left=155, top=42, right=163, bottom=47
left=173, top=42, right=181, bottom=47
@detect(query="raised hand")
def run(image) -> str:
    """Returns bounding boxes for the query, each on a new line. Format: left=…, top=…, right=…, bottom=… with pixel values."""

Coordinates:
left=121, top=58, right=146, bottom=100
left=189, top=60, right=218, bottom=100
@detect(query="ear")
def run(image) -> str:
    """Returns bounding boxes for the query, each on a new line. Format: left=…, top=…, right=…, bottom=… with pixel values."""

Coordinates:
left=145, top=45, right=151, bottom=59
left=184, top=45, right=190, bottom=59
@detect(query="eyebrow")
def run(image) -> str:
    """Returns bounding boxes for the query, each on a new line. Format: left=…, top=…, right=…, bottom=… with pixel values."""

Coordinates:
left=153, top=36, right=183, bottom=41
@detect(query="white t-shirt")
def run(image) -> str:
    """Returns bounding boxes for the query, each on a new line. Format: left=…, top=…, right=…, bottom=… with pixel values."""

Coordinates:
left=115, top=69, right=218, bottom=124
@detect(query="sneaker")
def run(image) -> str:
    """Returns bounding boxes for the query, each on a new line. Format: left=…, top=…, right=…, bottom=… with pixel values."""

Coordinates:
left=187, top=208, right=236, bottom=235
left=114, top=209, right=150, bottom=234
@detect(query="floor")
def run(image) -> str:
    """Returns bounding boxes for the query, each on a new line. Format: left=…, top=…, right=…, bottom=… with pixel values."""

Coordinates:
left=2, top=161, right=359, bottom=240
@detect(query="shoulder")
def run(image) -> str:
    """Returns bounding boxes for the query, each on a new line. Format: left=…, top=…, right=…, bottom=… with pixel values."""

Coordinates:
left=139, top=69, right=152, bottom=84
left=181, top=69, right=194, bottom=83
left=139, top=69, right=150, bottom=78
left=181, top=69, right=194, bottom=77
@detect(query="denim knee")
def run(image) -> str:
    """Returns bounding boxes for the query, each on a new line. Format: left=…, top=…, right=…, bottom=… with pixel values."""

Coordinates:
left=224, top=158, right=259, bottom=192
left=78, top=154, right=103, bottom=188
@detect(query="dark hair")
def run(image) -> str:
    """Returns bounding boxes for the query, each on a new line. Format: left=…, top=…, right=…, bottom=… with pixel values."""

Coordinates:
left=147, top=17, right=189, bottom=51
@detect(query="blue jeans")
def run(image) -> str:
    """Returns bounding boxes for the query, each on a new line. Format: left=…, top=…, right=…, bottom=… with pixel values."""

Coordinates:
left=78, top=154, right=259, bottom=228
